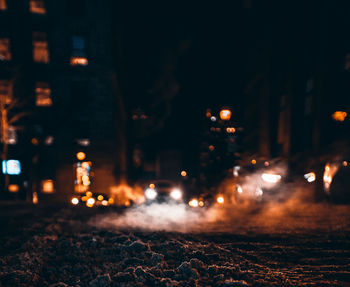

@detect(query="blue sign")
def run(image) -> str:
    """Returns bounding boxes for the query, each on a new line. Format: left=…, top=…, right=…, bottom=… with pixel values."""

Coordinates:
left=2, top=160, right=21, bottom=175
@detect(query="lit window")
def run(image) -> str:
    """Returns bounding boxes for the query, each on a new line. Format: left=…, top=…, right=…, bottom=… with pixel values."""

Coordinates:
left=0, top=80, right=12, bottom=104
left=7, top=126, right=17, bottom=144
left=32, top=32, right=49, bottom=63
left=0, top=0, right=6, bottom=10
left=70, top=35, right=88, bottom=66
left=0, top=38, right=11, bottom=61
left=30, top=0, right=46, bottom=14
left=35, top=82, right=52, bottom=106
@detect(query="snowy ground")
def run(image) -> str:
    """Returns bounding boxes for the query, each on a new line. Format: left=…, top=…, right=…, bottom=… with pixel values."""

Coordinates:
left=1, top=201, right=350, bottom=286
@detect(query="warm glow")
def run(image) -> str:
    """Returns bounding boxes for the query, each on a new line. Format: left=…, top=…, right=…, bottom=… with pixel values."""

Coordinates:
left=0, top=38, right=11, bottom=61
left=82, top=175, right=90, bottom=186
left=170, top=188, right=182, bottom=200
left=30, top=0, right=46, bottom=14
left=198, top=200, right=204, bottom=207
left=108, top=198, right=114, bottom=204
left=97, top=195, right=104, bottom=201
left=332, top=111, right=347, bottom=122
left=8, top=184, right=19, bottom=193
left=237, top=185, right=243, bottom=194
left=226, top=127, right=236, bottom=133
left=149, top=183, right=155, bottom=189
left=87, top=197, right=95, bottom=207
left=206, top=109, right=211, bottom=118
left=323, top=163, right=338, bottom=192
left=209, top=145, right=215, bottom=151
left=219, top=109, right=232, bottom=120
left=70, top=57, right=88, bottom=66
left=31, top=138, right=39, bottom=145
left=36, top=82, right=52, bottom=106
left=86, top=191, right=92, bottom=197
left=261, top=173, right=281, bottom=183
left=255, top=188, right=263, bottom=196
left=217, top=196, right=224, bottom=204
left=189, top=199, right=199, bottom=207
left=0, top=0, right=7, bottom=10
left=33, top=192, right=38, bottom=204
left=81, top=196, right=88, bottom=202
left=343, top=161, right=348, bottom=167
left=71, top=197, right=79, bottom=205
left=181, top=170, right=187, bottom=177
left=33, top=32, right=49, bottom=63
left=304, top=172, right=316, bottom=183
left=0, top=80, right=12, bottom=104
left=264, top=161, right=270, bottom=167
left=76, top=152, right=86, bottom=161
left=102, top=200, right=108, bottom=206
left=251, top=159, right=256, bottom=165
left=42, top=179, right=54, bottom=193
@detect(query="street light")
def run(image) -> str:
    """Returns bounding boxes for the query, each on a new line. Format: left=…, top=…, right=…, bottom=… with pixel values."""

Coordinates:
left=76, top=152, right=86, bottom=161
left=219, top=109, right=231, bottom=121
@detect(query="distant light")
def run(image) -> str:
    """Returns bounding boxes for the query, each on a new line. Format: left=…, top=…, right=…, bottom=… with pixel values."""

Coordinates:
left=343, top=161, right=348, bottom=167
left=71, top=197, right=79, bottom=205
left=217, top=196, right=224, bottom=204
left=226, top=127, right=236, bottom=133
left=237, top=185, right=243, bottom=194
left=102, top=200, right=108, bottom=206
left=206, top=109, right=212, bottom=118
left=149, top=183, right=155, bottom=189
left=8, top=184, right=19, bottom=193
left=31, top=138, right=39, bottom=145
left=81, top=196, right=88, bottom=202
left=70, top=57, right=88, bottom=66
left=86, top=191, right=92, bottom=197
left=210, top=116, right=217, bottom=122
left=77, top=139, right=90, bottom=146
left=198, top=200, right=204, bottom=207
left=181, top=170, right=187, bottom=177
left=233, top=166, right=240, bottom=177
left=209, top=145, right=215, bottom=151
left=97, top=195, right=104, bottom=201
left=42, top=179, right=54, bottom=193
left=170, top=188, right=182, bottom=200
left=87, top=197, right=95, bottom=207
left=108, top=198, right=114, bottom=204
left=33, top=192, right=39, bottom=204
left=261, top=173, right=281, bottom=183
left=332, top=111, right=347, bottom=122
left=219, top=109, right=232, bottom=121
left=44, top=136, right=54, bottom=145
left=304, top=172, right=316, bottom=183
left=2, top=160, right=21, bottom=175
left=189, top=199, right=199, bottom=207
left=251, top=159, right=256, bottom=165
left=76, top=152, right=86, bottom=161
left=264, top=161, right=270, bottom=167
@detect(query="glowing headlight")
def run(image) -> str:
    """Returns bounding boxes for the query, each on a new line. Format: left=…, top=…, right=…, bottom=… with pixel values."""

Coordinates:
left=304, top=172, right=316, bottom=183
left=102, top=200, right=108, bottom=206
left=87, top=197, right=95, bottom=207
left=261, top=173, right=281, bottom=183
left=145, top=188, right=157, bottom=200
left=217, top=196, right=224, bottom=204
left=189, top=199, right=199, bottom=207
left=170, top=188, right=182, bottom=200
left=237, top=185, right=243, bottom=194
left=71, top=197, right=79, bottom=205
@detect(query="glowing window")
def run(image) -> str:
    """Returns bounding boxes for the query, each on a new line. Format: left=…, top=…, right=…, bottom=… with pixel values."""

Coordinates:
left=30, top=0, right=46, bottom=14
left=0, top=0, right=6, bottom=10
left=0, top=80, right=12, bottom=104
left=0, top=38, right=11, bottom=61
left=35, top=82, right=52, bottom=106
left=32, top=32, right=49, bottom=63
left=2, top=160, right=21, bottom=175
left=70, top=36, right=88, bottom=66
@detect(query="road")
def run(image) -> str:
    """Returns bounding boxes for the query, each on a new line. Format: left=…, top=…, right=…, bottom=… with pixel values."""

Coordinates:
left=0, top=201, right=350, bottom=286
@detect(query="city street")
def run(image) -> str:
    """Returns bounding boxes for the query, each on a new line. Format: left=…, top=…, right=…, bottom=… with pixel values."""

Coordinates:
left=1, top=200, right=350, bottom=286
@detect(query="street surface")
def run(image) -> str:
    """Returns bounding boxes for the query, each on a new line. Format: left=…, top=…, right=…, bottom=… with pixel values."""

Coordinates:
left=0, top=201, right=350, bottom=286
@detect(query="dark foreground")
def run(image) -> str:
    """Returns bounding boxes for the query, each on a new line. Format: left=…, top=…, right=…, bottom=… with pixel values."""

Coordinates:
left=0, top=202, right=350, bottom=287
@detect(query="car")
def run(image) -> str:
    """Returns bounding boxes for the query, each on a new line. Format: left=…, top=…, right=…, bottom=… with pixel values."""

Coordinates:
left=143, top=179, right=184, bottom=204
left=70, top=191, right=114, bottom=207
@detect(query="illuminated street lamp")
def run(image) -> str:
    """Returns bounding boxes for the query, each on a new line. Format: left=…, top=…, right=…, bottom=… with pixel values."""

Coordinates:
left=76, top=152, right=86, bottom=161
left=219, top=109, right=231, bottom=121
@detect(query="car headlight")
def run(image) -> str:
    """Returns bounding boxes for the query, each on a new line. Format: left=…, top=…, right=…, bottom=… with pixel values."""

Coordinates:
left=145, top=188, right=157, bottom=200
left=170, top=188, right=182, bottom=200
left=189, top=199, right=199, bottom=207
left=217, top=195, right=224, bottom=204
left=261, top=173, right=281, bottom=183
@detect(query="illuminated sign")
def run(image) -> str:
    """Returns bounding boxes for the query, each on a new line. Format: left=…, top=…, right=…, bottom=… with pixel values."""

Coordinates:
left=2, top=160, right=21, bottom=175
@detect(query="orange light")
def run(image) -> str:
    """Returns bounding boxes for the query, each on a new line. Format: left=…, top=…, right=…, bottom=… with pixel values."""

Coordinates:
left=217, top=196, right=224, bottom=204
left=108, top=198, right=114, bottom=204
left=264, top=161, right=270, bottom=167
left=343, top=161, right=348, bottom=167
left=332, top=111, right=347, bottom=122
left=102, top=200, right=108, bottom=206
left=181, top=170, right=187, bottom=177
left=251, top=159, right=256, bottom=165
left=219, top=109, right=232, bottom=121
left=8, top=184, right=19, bottom=193
left=149, top=183, right=155, bottom=189
left=209, top=145, right=215, bottom=151
left=226, top=127, right=236, bottom=133
left=189, top=199, right=199, bottom=207
left=206, top=109, right=212, bottom=118
left=33, top=192, right=38, bottom=204
left=86, top=191, right=92, bottom=197
left=97, top=195, right=104, bottom=201
left=76, top=152, right=86, bottom=161
left=81, top=196, right=88, bottom=202
left=198, top=200, right=204, bottom=207
left=42, top=179, right=54, bottom=193
left=70, top=57, right=88, bottom=66
left=31, top=138, right=39, bottom=145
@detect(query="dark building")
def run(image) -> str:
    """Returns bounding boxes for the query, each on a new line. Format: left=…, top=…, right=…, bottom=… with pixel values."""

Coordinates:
left=0, top=0, right=118, bottom=201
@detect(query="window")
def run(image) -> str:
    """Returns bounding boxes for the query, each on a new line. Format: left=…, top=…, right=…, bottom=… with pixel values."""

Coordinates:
left=0, top=38, right=11, bottom=61
left=0, top=0, right=6, bottom=10
left=0, top=80, right=12, bottom=104
left=70, top=36, right=88, bottom=66
left=35, top=82, right=52, bottom=106
left=32, top=32, right=49, bottom=63
left=30, top=0, right=46, bottom=14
